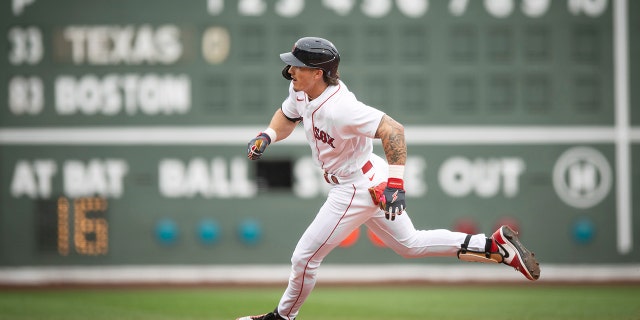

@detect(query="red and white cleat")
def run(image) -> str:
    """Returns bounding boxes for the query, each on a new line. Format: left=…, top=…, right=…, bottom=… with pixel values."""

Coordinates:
left=492, top=226, right=540, bottom=281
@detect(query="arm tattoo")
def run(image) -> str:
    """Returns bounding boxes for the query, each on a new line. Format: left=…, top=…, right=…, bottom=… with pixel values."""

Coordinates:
left=375, top=115, right=407, bottom=165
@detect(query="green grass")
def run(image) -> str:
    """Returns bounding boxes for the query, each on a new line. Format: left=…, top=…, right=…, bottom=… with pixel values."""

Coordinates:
left=0, top=285, right=639, bottom=320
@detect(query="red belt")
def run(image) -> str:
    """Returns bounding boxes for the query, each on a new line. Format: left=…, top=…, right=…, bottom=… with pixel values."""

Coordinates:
left=324, top=160, right=373, bottom=184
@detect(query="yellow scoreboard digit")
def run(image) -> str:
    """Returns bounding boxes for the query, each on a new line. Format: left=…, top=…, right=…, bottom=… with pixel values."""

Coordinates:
left=57, top=197, right=108, bottom=256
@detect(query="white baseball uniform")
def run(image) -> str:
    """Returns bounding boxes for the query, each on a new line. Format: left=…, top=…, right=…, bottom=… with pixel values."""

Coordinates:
left=275, top=80, right=488, bottom=320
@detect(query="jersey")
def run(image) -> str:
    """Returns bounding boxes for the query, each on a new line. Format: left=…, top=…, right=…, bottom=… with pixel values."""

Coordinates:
left=280, top=80, right=385, bottom=177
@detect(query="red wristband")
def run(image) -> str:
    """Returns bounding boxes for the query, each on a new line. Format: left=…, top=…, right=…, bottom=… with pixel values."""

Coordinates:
left=387, top=178, right=404, bottom=190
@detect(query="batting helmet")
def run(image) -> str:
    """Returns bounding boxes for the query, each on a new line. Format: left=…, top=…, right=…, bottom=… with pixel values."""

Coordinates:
left=280, top=37, right=340, bottom=81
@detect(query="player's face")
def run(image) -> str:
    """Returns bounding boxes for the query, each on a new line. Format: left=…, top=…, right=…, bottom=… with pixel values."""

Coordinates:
left=288, top=66, right=325, bottom=99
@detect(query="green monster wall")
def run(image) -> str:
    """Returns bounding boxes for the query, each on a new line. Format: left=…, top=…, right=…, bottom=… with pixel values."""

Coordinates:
left=1, top=0, right=638, bottom=266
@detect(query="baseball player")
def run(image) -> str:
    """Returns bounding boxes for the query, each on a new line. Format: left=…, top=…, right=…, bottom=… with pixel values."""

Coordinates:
left=238, top=37, right=540, bottom=320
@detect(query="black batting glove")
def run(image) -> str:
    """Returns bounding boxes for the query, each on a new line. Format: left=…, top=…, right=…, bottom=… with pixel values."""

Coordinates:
left=379, top=178, right=406, bottom=221
left=247, top=132, right=271, bottom=160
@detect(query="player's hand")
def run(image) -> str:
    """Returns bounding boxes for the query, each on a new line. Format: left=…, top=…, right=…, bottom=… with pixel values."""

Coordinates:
left=379, top=178, right=406, bottom=221
left=247, top=132, right=271, bottom=160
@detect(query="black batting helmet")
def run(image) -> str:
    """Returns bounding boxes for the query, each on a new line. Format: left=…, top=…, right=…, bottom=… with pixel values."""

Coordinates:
left=280, top=37, right=340, bottom=82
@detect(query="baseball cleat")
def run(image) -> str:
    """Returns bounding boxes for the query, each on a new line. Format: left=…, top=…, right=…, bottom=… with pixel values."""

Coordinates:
left=491, top=225, right=540, bottom=281
left=236, top=310, right=288, bottom=320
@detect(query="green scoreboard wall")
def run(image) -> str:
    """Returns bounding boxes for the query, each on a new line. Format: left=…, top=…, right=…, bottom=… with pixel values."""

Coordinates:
left=1, top=0, right=638, bottom=266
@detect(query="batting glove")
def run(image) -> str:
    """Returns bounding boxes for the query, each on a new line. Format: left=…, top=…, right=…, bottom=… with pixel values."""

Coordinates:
left=247, top=132, right=271, bottom=160
left=379, top=178, right=406, bottom=221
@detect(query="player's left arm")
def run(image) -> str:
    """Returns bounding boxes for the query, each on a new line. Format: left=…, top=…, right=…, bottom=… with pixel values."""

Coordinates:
left=374, top=114, right=407, bottom=220
left=375, top=114, right=406, bottom=166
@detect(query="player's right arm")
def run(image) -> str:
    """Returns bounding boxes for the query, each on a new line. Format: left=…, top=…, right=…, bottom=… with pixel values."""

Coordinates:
left=247, top=109, right=299, bottom=160
left=268, top=109, right=299, bottom=142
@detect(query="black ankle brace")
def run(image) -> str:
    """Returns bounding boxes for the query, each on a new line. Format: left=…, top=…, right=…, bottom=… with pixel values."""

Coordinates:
left=457, top=235, right=504, bottom=264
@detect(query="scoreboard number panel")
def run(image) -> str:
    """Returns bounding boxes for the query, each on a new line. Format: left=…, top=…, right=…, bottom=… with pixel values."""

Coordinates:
left=1, top=0, right=617, bottom=126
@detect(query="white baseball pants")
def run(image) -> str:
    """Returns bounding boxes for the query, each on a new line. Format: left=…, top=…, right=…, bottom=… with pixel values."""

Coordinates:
left=276, top=154, right=487, bottom=319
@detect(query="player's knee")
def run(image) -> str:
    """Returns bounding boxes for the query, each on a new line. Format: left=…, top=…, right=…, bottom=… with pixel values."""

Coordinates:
left=290, top=258, right=320, bottom=280
left=388, top=238, right=425, bottom=258
left=290, top=251, right=321, bottom=275
left=395, top=247, right=424, bottom=259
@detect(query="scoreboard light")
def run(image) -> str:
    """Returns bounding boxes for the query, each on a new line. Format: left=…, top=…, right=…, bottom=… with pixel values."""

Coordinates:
left=55, top=197, right=108, bottom=256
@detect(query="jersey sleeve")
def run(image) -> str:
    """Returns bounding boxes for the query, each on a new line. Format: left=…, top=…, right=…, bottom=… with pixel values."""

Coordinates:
left=280, top=82, right=302, bottom=121
left=334, top=94, right=385, bottom=139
